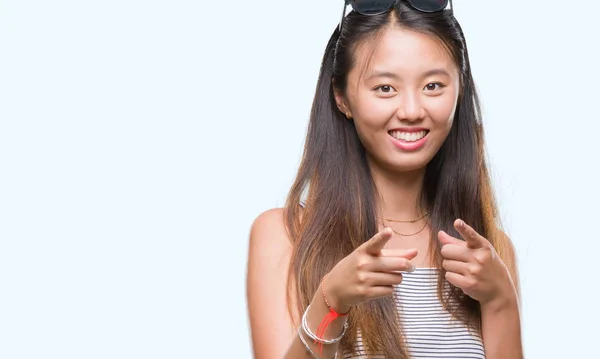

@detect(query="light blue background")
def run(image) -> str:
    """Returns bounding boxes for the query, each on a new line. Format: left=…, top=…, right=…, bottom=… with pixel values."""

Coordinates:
left=1, top=1, right=599, bottom=358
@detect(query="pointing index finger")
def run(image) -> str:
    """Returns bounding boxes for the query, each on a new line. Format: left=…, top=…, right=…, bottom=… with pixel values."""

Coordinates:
left=454, top=219, right=487, bottom=249
left=363, top=228, right=393, bottom=255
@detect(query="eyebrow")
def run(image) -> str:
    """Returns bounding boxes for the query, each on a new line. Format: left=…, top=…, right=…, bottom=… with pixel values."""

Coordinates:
left=366, top=68, right=451, bottom=81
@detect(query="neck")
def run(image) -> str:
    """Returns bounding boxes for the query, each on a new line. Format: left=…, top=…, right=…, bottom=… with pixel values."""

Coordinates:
left=369, top=163, right=428, bottom=221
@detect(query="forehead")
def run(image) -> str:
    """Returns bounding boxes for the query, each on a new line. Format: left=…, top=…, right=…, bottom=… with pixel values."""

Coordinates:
left=353, top=27, right=457, bottom=80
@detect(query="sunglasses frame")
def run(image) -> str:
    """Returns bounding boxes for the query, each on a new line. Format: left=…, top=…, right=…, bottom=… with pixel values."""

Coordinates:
left=338, top=0, right=453, bottom=32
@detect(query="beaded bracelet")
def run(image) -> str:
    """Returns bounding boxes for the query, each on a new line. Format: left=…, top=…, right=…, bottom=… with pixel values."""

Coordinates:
left=321, top=273, right=351, bottom=315
left=304, top=273, right=352, bottom=355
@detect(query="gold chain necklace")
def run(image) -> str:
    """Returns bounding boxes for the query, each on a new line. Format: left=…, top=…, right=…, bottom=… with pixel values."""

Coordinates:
left=381, top=211, right=429, bottom=223
left=385, top=219, right=429, bottom=237
left=380, top=212, right=430, bottom=237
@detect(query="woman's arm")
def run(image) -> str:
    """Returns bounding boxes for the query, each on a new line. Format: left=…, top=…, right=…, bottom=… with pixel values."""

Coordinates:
left=246, top=208, right=347, bottom=359
left=480, top=239, right=524, bottom=359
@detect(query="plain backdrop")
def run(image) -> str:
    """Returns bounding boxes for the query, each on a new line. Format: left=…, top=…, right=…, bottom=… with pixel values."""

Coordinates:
left=1, top=0, right=599, bottom=358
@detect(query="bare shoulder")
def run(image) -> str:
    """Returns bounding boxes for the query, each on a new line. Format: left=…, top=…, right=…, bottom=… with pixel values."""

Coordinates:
left=248, top=208, right=295, bottom=270
left=250, top=208, right=291, bottom=247
left=246, top=208, right=298, bottom=359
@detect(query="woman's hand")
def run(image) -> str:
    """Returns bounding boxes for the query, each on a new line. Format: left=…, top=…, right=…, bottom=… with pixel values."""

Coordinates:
left=438, top=219, right=516, bottom=307
left=324, top=228, right=418, bottom=312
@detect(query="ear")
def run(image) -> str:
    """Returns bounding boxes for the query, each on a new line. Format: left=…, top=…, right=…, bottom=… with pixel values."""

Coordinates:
left=332, top=80, right=351, bottom=118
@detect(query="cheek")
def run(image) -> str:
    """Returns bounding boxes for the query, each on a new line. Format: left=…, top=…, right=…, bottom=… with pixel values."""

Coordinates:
left=349, top=102, right=390, bottom=145
left=350, top=97, right=397, bottom=141
left=428, top=94, right=459, bottom=132
left=352, top=118, right=387, bottom=155
left=353, top=98, right=393, bottom=128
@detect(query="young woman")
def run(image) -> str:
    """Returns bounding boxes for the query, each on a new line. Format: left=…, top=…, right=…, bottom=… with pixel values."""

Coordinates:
left=247, top=1, right=523, bottom=358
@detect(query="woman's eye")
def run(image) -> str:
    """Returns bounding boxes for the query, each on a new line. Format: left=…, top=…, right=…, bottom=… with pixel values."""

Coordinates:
left=374, top=85, right=396, bottom=94
left=424, top=83, right=445, bottom=91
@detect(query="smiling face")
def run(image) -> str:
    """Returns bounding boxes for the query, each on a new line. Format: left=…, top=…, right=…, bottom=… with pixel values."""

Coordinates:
left=334, top=26, right=461, bottom=173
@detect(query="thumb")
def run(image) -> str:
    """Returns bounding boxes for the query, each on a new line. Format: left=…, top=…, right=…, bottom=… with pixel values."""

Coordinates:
left=437, top=230, right=465, bottom=246
left=363, top=228, right=394, bottom=255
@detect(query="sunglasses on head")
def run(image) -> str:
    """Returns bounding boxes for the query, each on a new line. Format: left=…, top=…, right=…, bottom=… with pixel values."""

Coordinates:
left=339, top=0, right=452, bottom=31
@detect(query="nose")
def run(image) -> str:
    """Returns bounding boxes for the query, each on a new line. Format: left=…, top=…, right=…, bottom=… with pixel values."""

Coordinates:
left=395, top=92, right=425, bottom=122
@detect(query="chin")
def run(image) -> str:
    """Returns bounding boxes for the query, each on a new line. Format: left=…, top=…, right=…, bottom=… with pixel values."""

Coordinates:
left=389, top=162, right=429, bottom=174
left=374, top=155, right=432, bottom=174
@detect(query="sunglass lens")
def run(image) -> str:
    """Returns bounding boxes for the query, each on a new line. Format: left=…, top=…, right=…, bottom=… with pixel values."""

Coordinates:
left=352, top=0, right=396, bottom=15
left=407, top=0, right=448, bottom=12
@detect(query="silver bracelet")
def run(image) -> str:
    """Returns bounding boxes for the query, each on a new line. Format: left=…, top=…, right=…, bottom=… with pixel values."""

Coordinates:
left=301, top=304, right=348, bottom=344
left=298, top=326, right=338, bottom=359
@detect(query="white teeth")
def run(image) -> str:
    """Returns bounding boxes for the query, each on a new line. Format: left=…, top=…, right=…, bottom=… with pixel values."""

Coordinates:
left=390, top=130, right=427, bottom=142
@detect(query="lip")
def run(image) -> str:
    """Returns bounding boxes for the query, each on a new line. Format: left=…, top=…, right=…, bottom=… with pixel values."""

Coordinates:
left=389, top=127, right=428, bottom=133
left=389, top=131, right=429, bottom=151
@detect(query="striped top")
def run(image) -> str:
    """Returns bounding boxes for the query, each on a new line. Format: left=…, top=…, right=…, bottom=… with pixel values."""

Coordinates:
left=342, top=268, right=485, bottom=359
